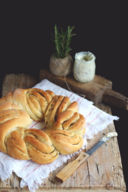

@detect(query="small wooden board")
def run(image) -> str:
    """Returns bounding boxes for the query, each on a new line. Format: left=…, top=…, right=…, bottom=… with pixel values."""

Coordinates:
left=40, top=69, right=112, bottom=104
left=0, top=73, right=126, bottom=192
left=40, top=69, right=128, bottom=110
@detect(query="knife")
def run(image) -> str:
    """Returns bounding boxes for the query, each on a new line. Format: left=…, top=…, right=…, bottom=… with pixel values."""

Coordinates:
left=56, top=132, right=118, bottom=182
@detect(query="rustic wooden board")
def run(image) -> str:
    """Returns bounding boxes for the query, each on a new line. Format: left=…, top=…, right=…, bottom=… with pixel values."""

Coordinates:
left=40, top=69, right=128, bottom=110
left=40, top=69, right=112, bottom=104
left=0, top=73, right=126, bottom=192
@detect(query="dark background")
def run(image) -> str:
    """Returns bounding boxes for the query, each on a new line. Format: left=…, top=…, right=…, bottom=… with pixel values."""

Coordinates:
left=0, top=1, right=128, bottom=189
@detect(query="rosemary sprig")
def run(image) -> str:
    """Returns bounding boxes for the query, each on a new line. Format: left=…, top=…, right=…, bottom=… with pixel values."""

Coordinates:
left=54, top=25, right=75, bottom=58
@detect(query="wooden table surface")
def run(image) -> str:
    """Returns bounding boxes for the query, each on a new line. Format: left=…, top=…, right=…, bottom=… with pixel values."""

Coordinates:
left=0, top=73, right=126, bottom=192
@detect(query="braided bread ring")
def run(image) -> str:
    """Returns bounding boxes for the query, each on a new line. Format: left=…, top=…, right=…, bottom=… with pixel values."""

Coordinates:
left=0, top=88, right=85, bottom=164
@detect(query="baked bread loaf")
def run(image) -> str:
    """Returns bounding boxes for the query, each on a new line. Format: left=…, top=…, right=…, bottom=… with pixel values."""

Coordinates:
left=0, top=88, right=85, bottom=164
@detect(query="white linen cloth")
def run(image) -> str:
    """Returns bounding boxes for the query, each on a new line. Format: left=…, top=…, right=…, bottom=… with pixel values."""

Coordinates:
left=0, top=79, right=119, bottom=192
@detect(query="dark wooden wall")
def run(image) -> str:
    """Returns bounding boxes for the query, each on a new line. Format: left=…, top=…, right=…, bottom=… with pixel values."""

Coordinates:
left=0, top=1, right=128, bottom=188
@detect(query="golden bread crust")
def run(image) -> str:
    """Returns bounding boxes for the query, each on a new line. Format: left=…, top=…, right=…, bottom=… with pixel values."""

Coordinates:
left=0, top=88, right=85, bottom=164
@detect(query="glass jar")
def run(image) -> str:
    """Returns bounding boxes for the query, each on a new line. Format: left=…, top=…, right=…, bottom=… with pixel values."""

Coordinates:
left=73, top=51, right=96, bottom=83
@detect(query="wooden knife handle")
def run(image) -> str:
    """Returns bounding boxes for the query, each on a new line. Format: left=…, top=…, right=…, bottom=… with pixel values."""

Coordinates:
left=103, top=89, right=128, bottom=110
left=56, top=151, right=89, bottom=182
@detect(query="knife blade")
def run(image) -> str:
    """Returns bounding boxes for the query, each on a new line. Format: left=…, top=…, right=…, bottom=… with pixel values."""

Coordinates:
left=56, top=132, right=118, bottom=182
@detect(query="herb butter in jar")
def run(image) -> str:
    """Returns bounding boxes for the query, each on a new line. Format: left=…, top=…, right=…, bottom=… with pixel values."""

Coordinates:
left=73, top=51, right=96, bottom=83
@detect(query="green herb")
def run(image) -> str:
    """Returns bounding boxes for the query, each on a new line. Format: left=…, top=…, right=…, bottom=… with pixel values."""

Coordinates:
left=54, top=25, right=75, bottom=58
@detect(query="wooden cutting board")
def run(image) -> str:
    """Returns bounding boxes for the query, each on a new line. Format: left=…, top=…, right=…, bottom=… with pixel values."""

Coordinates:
left=40, top=69, right=128, bottom=110
left=0, top=73, right=126, bottom=192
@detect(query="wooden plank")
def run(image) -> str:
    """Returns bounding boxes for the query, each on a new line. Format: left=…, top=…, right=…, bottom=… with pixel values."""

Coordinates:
left=0, top=73, right=126, bottom=192
left=0, top=189, right=124, bottom=192
left=103, top=89, right=128, bottom=110
left=2, top=73, right=37, bottom=96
